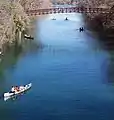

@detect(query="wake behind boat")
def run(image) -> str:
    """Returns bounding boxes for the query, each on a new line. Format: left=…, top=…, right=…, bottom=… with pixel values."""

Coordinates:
left=4, top=83, right=32, bottom=98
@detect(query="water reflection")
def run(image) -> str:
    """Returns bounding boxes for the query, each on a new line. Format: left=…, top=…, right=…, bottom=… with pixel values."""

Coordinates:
left=4, top=95, right=18, bottom=101
left=0, top=40, right=39, bottom=78
left=107, top=51, right=114, bottom=83
left=0, top=45, right=22, bottom=79
left=4, top=92, right=25, bottom=101
left=97, top=36, right=114, bottom=84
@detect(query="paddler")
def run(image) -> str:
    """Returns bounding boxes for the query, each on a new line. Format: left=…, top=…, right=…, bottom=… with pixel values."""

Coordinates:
left=11, top=86, right=15, bottom=93
left=65, top=17, right=68, bottom=21
left=19, top=85, right=24, bottom=90
left=14, top=86, right=20, bottom=92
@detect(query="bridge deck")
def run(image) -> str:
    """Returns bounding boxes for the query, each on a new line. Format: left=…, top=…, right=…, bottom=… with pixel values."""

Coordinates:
left=26, top=7, right=110, bottom=15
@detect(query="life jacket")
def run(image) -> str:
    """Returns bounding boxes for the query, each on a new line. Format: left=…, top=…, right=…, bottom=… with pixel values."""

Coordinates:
left=14, top=87, right=19, bottom=91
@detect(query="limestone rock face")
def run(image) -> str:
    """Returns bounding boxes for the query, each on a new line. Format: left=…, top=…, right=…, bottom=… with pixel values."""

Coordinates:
left=0, top=0, right=30, bottom=50
left=0, top=0, right=52, bottom=50
left=20, top=0, right=52, bottom=10
left=80, top=0, right=114, bottom=29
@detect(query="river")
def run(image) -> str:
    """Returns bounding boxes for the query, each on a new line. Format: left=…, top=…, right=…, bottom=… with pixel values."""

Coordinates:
left=0, top=13, right=114, bottom=120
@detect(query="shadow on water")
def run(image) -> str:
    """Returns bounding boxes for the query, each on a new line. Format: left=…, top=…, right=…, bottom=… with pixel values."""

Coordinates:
left=3, top=89, right=31, bottom=102
left=107, top=51, right=114, bottom=84
left=97, top=34, right=114, bottom=84
left=0, top=39, right=40, bottom=80
left=85, top=16, right=114, bottom=84
left=0, top=45, right=22, bottom=79
left=85, top=28, right=114, bottom=84
left=99, top=33, right=114, bottom=51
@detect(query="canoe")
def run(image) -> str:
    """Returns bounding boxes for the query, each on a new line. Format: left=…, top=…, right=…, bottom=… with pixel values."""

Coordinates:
left=24, top=34, right=34, bottom=40
left=4, top=83, right=32, bottom=97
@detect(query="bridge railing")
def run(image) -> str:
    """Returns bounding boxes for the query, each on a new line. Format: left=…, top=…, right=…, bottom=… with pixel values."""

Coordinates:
left=26, top=7, right=110, bottom=15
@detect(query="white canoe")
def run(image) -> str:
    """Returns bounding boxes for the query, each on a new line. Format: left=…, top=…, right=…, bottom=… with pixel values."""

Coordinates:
left=4, top=83, right=32, bottom=97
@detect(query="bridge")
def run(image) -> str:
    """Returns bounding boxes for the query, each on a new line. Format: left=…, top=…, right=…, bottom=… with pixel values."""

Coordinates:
left=26, top=7, right=110, bottom=16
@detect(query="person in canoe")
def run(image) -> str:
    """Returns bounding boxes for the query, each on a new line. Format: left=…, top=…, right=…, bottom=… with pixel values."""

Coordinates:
left=10, top=86, right=24, bottom=93
left=19, top=85, right=24, bottom=90
left=65, top=17, right=68, bottom=21
left=10, top=86, right=15, bottom=93
left=10, top=86, right=19, bottom=93
left=79, top=27, right=84, bottom=32
left=14, top=86, right=20, bottom=92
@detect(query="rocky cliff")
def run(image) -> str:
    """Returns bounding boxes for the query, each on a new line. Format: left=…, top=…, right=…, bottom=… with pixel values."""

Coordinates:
left=0, top=0, right=30, bottom=51
left=0, top=0, right=52, bottom=52
left=80, top=0, right=114, bottom=30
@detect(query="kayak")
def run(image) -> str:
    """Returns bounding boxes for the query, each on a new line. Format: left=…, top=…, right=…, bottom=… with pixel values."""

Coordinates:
left=4, top=83, right=32, bottom=98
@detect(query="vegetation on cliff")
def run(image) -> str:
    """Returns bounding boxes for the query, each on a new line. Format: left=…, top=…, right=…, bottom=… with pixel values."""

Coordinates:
left=0, top=0, right=52, bottom=52
left=0, top=0, right=30, bottom=51
left=81, top=0, right=114, bottom=30
left=20, top=0, right=52, bottom=10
